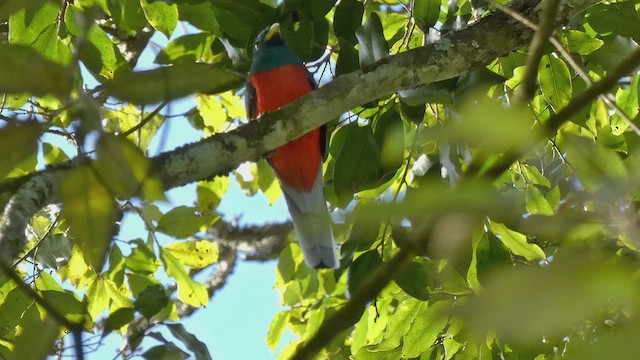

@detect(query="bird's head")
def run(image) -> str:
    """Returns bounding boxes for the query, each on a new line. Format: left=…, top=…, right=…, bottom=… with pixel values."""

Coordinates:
left=250, top=23, right=303, bottom=74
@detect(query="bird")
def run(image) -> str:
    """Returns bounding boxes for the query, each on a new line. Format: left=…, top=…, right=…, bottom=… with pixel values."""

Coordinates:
left=245, top=23, right=338, bottom=269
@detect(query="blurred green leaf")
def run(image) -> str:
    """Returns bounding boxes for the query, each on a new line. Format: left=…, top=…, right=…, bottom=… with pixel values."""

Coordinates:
left=0, top=121, right=42, bottom=180
left=62, top=164, right=117, bottom=270
left=0, top=44, right=72, bottom=96
left=610, top=74, right=639, bottom=135
left=143, top=344, right=190, bottom=360
left=197, top=176, right=230, bottom=212
left=335, top=37, right=360, bottom=76
left=525, top=186, right=554, bottom=216
left=586, top=1, right=640, bottom=39
left=10, top=307, right=59, bottom=360
left=105, top=63, right=244, bottom=104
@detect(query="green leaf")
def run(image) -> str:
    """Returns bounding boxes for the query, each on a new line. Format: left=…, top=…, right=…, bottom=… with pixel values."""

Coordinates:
left=393, top=261, right=431, bottom=301
left=333, top=0, right=364, bottom=45
left=490, top=222, right=545, bottom=261
left=104, top=307, right=135, bottom=335
left=134, top=284, right=169, bottom=319
left=197, top=176, right=229, bottom=212
left=356, top=12, right=389, bottom=68
left=525, top=186, right=555, bottom=216
left=65, top=5, right=128, bottom=81
left=413, top=0, right=441, bottom=30
left=348, top=250, right=382, bottom=295
left=43, top=142, right=70, bottom=165
left=591, top=35, right=639, bottom=70
left=156, top=206, right=219, bottom=239
left=125, top=239, right=161, bottom=274
left=521, top=164, right=550, bottom=188
left=141, top=0, right=178, bottom=38
left=105, top=63, right=244, bottom=104
left=8, top=0, right=59, bottom=47
left=0, top=44, right=72, bottom=96
left=210, top=0, right=276, bottom=47
left=39, top=290, right=88, bottom=325
left=375, top=298, right=425, bottom=351
left=335, top=37, right=360, bottom=76
left=267, top=311, right=289, bottom=351
left=0, top=121, right=42, bottom=180
left=156, top=33, right=215, bottom=64
left=538, top=55, right=572, bottom=111
left=86, top=278, right=109, bottom=320
left=163, top=240, right=219, bottom=269
left=401, top=300, right=451, bottom=358
left=0, top=286, right=31, bottom=334
left=61, top=164, right=117, bottom=270
left=178, top=2, right=216, bottom=32
left=333, top=124, right=381, bottom=208
left=610, top=75, right=639, bottom=135
left=586, top=1, right=640, bottom=39
left=160, top=249, right=209, bottom=307
left=167, top=323, right=213, bottom=360
left=281, top=11, right=315, bottom=61
left=560, top=30, right=604, bottom=55
left=143, top=344, right=190, bottom=360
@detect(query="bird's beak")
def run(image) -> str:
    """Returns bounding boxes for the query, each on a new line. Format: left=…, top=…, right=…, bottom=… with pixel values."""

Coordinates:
left=265, top=23, right=281, bottom=41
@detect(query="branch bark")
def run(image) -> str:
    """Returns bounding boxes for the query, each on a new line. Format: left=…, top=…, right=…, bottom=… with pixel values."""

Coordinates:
left=0, top=0, right=565, bottom=262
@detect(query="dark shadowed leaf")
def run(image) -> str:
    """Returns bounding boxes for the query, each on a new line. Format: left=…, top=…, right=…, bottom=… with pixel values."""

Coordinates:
left=414, top=0, right=441, bottom=31
left=134, top=285, right=169, bottom=319
left=333, top=0, right=364, bottom=44
left=356, top=12, right=389, bottom=68
left=104, top=307, right=136, bottom=336
left=393, top=261, right=431, bottom=300
left=348, top=250, right=382, bottom=295
left=332, top=123, right=381, bottom=208
left=167, top=323, right=213, bottom=360
left=335, top=38, right=360, bottom=76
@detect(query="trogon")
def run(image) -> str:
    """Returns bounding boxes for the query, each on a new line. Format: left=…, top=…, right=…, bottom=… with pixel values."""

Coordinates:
left=245, top=23, right=338, bottom=269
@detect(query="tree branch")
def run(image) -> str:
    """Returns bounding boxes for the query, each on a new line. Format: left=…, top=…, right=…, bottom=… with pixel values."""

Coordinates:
left=0, top=0, right=567, bottom=263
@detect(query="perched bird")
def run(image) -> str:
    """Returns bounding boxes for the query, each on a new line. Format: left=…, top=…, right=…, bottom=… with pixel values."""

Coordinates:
left=245, top=23, right=338, bottom=269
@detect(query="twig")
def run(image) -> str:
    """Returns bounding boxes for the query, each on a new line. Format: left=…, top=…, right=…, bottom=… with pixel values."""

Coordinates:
left=121, top=101, right=168, bottom=137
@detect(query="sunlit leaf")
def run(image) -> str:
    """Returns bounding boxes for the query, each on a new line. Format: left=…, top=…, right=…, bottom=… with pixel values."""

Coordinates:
left=267, top=311, right=289, bottom=351
left=160, top=250, right=209, bottom=307
left=140, top=0, right=178, bottom=38
left=560, top=30, right=604, bottom=55
left=156, top=207, right=219, bottom=239
left=163, top=240, right=219, bottom=269
left=490, top=222, right=545, bottom=261
left=538, top=55, right=572, bottom=111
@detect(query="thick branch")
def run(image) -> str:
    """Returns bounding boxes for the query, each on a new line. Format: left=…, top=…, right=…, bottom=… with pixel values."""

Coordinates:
left=0, top=0, right=557, bottom=262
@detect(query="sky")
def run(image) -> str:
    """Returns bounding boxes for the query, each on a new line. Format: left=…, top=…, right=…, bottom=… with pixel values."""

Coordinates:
left=52, top=23, right=298, bottom=359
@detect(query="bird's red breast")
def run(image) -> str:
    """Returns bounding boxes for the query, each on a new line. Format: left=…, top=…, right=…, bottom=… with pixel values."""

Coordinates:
left=248, top=64, right=321, bottom=193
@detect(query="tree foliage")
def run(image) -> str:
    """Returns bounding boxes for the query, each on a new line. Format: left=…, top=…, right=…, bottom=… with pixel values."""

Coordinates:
left=1, top=0, right=640, bottom=359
